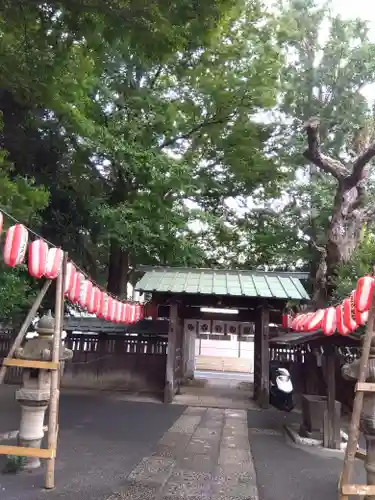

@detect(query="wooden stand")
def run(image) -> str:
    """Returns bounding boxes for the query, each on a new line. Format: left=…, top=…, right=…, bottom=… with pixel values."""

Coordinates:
left=339, top=286, right=375, bottom=498
left=0, top=254, right=66, bottom=490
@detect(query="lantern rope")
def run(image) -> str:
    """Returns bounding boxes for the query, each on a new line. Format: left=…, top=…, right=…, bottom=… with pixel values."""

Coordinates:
left=0, top=207, right=144, bottom=306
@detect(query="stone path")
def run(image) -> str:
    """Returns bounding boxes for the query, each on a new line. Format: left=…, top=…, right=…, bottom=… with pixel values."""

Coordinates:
left=108, top=407, right=258, bottom=500
left=172, top=384, right=258, bottom=411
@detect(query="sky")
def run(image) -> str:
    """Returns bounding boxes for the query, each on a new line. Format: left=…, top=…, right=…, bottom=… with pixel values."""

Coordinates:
left=317, top=0, right=375, bottom=101
left=331, top=0, right=375, bottom=33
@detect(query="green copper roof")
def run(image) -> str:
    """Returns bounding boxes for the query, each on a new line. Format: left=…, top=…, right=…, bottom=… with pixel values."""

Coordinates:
left=135, top=267, right=310, bottom=301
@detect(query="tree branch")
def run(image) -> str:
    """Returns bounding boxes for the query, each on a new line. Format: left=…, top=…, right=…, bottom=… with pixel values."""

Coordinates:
left=349, top=142, right=375, bottom=185
left=149, top=65, right=163, bottom=89
left=160, top=114, right=231, bottom=150
left=303, top=117, right=347, bottom=180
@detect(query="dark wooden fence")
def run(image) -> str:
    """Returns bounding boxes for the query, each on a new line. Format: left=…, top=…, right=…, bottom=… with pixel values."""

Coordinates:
left=269, top=344, right=360, bottom=411
left=0, top=330, right=168, bottom=394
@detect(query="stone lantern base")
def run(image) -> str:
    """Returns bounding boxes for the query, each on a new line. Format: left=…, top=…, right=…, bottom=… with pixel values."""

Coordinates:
left=16, top=399, right=49, bottom=470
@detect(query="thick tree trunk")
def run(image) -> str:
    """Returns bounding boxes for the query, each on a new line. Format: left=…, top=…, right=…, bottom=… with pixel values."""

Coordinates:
left=107, top=239, right=129, bottom=296
left=304, top=118, right=375, bottom=307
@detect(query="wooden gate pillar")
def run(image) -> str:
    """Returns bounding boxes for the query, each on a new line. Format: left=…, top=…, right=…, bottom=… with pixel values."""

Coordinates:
left=164, top=303, right=177, bottom=403
left=254, top=302, right=270, bottom=408
left=164, top=302, right=183, bottom=403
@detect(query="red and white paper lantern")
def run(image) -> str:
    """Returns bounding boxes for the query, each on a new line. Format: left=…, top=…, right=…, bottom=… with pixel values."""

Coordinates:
left=105, top=296, right=114, bottom=321
left=102, top=294, right=110, bottom=321
left=336, top=304, right=350, bottom=336
left=98, top=292, right=108, bottom=319
left=352, top=290, right=368, bottom=326
left=79, top=280, right=93, bottom=309
left=64, top=262, right=76, bottom=294
left=129, top=304, right=137, bottom=324
left=116, top=302, right=124, bottom=323
left=355, top=276, right=375, bottom=313
left=296, top=314, right=308, bottom=331
left=121, top=303, right=128, bottom=323
left=322, top=307, right=336, bottom=336
left=304, top=309, right=325, bottom=332
left=291, top=315, right=299, bottom=331
left=134, top=303, right=143, bottom=322
left=68, top=271, right=84, bottom=303
left=88, top=286, right=101, bottom=315
left=28, top=239, right=48, bottom=278
left=342, top=297, right=358, bottom=333
left=45, top=247, right=64, bottom=279
left=300, top=313, right=315, bottom=332
left=282, top=314, right=293, bottom=329
left=114, top=301, right=122, bottom=323
left=3, top=224, right=28, bottom=267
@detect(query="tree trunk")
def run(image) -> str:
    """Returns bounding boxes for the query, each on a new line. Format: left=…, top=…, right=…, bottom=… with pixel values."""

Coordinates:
left=107, top=239, right=129, bottom=296
left=304, top=118, right=375, bottom=307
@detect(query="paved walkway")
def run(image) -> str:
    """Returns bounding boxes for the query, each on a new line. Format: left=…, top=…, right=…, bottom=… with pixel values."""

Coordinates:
left=0, top=388, right=185, bottom=500
left=108, top=407, right=258, bottom=500
left=247, top=407, right=365, bottom=500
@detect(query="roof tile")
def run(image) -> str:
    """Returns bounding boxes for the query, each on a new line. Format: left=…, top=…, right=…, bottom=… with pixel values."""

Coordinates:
left=135, top=268, right=309, bottom=301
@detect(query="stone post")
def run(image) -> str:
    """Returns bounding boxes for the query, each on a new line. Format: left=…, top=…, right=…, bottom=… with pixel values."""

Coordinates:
left=13, top=311, right=73, bottom=470
left=342, top=337, right=375, bottom=499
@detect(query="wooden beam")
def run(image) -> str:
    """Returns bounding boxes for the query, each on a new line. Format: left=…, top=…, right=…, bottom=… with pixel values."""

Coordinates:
left=356, top=382, right=375, bottom=392
left=2, top=358, right=59, bottom=370
left=342, top=484, right=375, bottom=495
left=0, top=445, right=55, bottom=459
left=152, top=292, right=288, bottom=310
left=179, top=306, right=283, bottom=324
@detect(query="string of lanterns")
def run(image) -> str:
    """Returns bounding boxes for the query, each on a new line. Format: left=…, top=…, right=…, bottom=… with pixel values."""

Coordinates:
left=0, top=210, right=145, bottom=324
left=281, top=275, right=373, bottom=336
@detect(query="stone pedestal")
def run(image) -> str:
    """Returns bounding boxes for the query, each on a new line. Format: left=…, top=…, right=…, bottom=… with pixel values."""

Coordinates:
left=17, top=402, right=49, bottom=469
left=300, top=394, right=341, bottom=440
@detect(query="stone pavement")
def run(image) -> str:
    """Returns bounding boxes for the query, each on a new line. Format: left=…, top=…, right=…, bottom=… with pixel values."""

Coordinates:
left=108, top=407, right=258, bottom=500
left=172, top=382, right=257, bottom=411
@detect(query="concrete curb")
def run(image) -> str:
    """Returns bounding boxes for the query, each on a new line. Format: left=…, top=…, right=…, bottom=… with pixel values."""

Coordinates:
left=284, top=424, right=347, bottom=455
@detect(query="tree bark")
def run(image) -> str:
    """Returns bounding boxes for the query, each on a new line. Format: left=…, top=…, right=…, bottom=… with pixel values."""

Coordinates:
left=106, top=239, right=129, bottom=296
left=303, top=118, right=375, bottom=307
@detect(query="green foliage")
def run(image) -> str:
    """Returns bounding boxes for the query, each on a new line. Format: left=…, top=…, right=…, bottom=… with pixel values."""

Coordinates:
left=0, top=149, right=49, bottom=322
left=333, top=230, right=375, bottom=303
left=226, top=0, right=375, bottom=276
left=0, top=0, right=285, bottom=305
left=3, top=0, right=374, bottom=315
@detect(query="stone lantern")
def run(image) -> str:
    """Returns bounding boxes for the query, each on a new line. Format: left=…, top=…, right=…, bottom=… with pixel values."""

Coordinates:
left=13, top=311, right=73, bottom=470
left=342, top=336, right=375, bottom=499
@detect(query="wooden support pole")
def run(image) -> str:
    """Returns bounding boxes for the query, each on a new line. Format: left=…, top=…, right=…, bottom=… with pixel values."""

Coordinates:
left=324, top=346, right=340, bottom=450
left=164, top=302, right=177, bottom=403
left=254, top=302, right=270, bottom=409
left=0, top=279, right=52, bottom=385
left=44, top=254, right=66, bottom=490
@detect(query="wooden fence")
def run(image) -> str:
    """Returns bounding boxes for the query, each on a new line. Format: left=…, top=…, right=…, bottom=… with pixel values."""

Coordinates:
left=0, top=329, right=359, bottom=407
left=270, top=344, right=359, bottom=411
left=0, top=330, right=168, bottom=394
